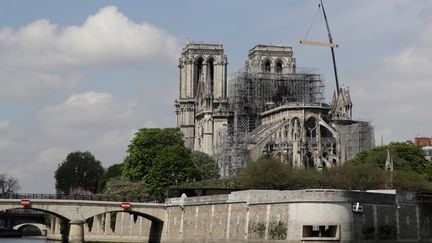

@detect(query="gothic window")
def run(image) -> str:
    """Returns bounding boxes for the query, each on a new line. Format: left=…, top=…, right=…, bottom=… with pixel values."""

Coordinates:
left=263, top=59, right=271, bottom=73
left=306, top=118, right=317, bottom=138
left=276, top=61, right=283, bottom=73
left=194, top=57, right=204, bottom=96
left=208, top=57, right=215, bottom=95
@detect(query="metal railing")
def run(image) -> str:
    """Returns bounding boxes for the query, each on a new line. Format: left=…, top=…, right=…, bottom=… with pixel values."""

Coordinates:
left=0, top=193, right=159, bottom=203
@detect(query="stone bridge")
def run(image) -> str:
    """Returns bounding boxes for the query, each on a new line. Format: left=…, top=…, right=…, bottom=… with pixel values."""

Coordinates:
left=2, top=190, right=432, bottom=243
left=0, top=198, right=165, bottom=243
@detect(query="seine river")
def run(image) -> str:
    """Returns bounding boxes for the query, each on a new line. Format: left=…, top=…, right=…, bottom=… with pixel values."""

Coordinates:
left=1, top=236, right=51, bottom=243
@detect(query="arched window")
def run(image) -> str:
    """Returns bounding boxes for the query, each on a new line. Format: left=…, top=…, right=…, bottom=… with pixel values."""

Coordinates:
left=276, top=61, right=283, bottom=73
left=194, top=57, right=204, bottom=96
left=208, top=57, right=214, bottom=95
left=263, top=60, right=271, bottom=73
left=306, top=118, right=317, bottom=138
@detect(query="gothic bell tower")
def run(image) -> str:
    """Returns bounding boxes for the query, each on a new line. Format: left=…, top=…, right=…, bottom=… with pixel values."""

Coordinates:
left=175, top=42, right=229, bottom=155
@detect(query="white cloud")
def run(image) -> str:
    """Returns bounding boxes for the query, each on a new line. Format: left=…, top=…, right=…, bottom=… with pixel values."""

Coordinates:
left=0, top=5, right=179, bottom=100
left=0, top=120, right=10, bottom=129
left=38, top=91, right=145, bottom=139
left=0, top=69, right=84, bottom=100
left=0, top=5, right=178, bottom=69
left=8, top=147, right=70, bottom=193
left=349, top=15, right=432, bottom=142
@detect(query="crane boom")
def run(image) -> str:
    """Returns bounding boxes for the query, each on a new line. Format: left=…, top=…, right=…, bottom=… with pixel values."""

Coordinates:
left=299, top=0, right=341, bottom=95
left=320, top=0, right=340, bottom=95
left=299, top=40, right=339, bottom=48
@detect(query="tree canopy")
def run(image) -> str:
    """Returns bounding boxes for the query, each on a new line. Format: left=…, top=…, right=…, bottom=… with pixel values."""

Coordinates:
left=145, top=145, right=200, bottom=198
left=238, top=158, right=292, bottom=189
left=121, top=128, right=202, bottom=198
left=237, top=157, right=432, bottom=192
left=0, top=173, right=20, bottom=194
left=122, top=128, right=185, bottom=181
left=97, top=163, right=122, bottom=193
left=103, top=176, right=148, bottom=199
left=350, top=142, right=427, bottom=173
left=55, top=151, right=105, bottom=194
left=191, top=151, right=220, bottom=180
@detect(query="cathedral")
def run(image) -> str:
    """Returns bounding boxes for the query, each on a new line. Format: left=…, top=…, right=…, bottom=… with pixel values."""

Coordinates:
left=175, top=42, right=374, bottom=177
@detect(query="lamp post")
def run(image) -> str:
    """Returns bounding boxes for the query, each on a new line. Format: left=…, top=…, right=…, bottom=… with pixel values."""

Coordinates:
left=74, top=166, right=78, bottom=195
left=171, top=172, right=177, bottom=197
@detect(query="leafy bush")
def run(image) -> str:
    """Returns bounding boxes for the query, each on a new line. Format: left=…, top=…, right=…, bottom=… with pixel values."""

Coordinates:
left=236, top=158, right=432, bottom=192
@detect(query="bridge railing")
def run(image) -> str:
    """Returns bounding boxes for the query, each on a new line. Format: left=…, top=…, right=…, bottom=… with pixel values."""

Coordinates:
left=0, top=193, right=158, bottom=203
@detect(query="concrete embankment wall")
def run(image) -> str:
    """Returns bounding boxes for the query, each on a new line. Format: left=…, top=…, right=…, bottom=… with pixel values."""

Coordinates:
left=46, top=189, right=432, bottom=242
left=164, top=189, right=428, bottom=242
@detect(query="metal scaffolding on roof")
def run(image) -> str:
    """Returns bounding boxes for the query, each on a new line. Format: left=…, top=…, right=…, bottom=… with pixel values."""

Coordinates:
left=228, top=68, right=325, bottom=135
left=213, top=67, right=326, bottom=178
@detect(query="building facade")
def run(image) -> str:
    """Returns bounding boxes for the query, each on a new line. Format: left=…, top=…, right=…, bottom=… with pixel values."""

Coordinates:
left=175, top=42, right=374, bottom=177
left=175, top=42, right=229, bottom=155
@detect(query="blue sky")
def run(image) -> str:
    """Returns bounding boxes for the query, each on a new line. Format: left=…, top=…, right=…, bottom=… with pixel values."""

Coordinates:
left=0, top=0, right=431, bottom=193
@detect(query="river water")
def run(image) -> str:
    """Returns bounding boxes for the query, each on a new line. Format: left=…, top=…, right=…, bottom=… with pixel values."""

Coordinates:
left=0, top=236, right=50, bottom=243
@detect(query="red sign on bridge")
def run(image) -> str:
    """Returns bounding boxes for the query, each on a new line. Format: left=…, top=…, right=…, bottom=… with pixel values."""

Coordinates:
left=121, top=202, right=131, bottom=209
left=21, top=199, right=31, bottom=207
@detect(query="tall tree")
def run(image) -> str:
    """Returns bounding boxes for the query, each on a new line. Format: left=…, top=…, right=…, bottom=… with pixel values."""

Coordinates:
left=122, top=128, right=185, bottom=181
left=145, top=145, right=200, bottom=198
left=55, top=151, right=105, bottom=194
left=191, top=151, right=220, bottom=180
left=97, top=163, right=122, bottom=193
left=0, top=173, right=20, bottom=193
left=122, top=128, right=202, bottom=198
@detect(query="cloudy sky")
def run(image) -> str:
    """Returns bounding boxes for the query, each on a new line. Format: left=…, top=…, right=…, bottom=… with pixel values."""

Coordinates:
left=1, top=0, right=431, bottom=193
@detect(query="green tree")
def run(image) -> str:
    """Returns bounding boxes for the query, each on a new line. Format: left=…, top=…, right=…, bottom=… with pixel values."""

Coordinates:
left=103, top=176, right=148, bottom=199
left=324, top=163, right=386, bottom=190
left=238, top=158, right=292, bottom=189
left=55, top=151, right=105, bottom=194
left=122, top=128, right=184, bottom=181
left=423, top=161, right=432, bottom=182
left=393, top=170, right=432, bottom=191
left=121, top=128, right=202, bottom=198
left=0, top=173, right=20, bottom=193
left=191, top=151, right=220, bottom=180
left=351, top=142, right=427, bottom=173
left=145, top=145, right=200, bottom=198
left=97, top=164, right=122, bottom=192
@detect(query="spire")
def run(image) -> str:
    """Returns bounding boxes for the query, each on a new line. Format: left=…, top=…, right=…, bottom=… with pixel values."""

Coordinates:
left=330, top=90, right=337, bottom=111
left=345, top=86, right=352, bottom=105
left=385, top=147, right=394, bottom=189
left=331, top=85, right=352, bottom=120
left=385, top=148, right=393, bottom=172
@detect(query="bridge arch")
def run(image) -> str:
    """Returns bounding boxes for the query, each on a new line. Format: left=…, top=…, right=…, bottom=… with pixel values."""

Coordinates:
left=0, top=199, right=166, bottom=243
left=86, top=209, right=164, bottom=243
left=0, top=205, right=70, bottom=221
left=13, top=223, right=47, bottom=235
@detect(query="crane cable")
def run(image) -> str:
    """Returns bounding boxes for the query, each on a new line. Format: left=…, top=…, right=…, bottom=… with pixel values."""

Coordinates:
left=303, top=4, right=322, bottom=41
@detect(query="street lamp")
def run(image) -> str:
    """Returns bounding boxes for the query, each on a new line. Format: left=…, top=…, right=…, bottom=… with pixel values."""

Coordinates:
left=171, top=171, right=182, bottom=197
left=74, top=166, right=78, bottom=195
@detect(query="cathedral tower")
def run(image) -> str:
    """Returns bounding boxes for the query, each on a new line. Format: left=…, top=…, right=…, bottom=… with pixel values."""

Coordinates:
left=175, top=42, right=229, bottom=155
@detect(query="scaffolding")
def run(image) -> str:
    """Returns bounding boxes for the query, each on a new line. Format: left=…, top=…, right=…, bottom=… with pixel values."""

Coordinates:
left=336, top=121, right=375, bottom=161
left=228, top=68, right=325, bottom=135
left=213, top=68, right=326, bottom=178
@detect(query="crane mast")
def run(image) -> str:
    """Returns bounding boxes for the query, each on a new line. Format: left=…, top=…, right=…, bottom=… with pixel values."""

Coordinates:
left=320, top=0, right=340, bottom=95
left=300, top=0, right=341, bottom=95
